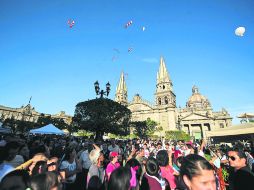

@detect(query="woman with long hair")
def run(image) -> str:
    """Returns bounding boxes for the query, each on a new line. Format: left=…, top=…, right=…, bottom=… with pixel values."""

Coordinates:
left=108, top=167, right=131, bottom=190
left=59, top=147, right=82, bottom=190
left=180, top=154, right=216, bottom=190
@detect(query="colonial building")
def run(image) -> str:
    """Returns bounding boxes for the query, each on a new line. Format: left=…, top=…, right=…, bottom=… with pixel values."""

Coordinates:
left=115, top=57, right=232, bottom=139
left=0, top=103, right=72, bottom=125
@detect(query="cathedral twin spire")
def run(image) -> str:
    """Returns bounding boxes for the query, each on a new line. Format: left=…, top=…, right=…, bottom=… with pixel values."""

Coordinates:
left=115, top=56, right=175, bottom=107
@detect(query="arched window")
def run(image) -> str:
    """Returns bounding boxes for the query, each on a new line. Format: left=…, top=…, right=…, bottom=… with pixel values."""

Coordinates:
left=165, top=97, right=168, bottom=104
left=158, top=98, right=161, bottom=105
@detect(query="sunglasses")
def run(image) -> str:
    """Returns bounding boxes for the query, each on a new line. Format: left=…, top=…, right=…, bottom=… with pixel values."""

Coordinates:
left=228, top=156, right=236, bottom=161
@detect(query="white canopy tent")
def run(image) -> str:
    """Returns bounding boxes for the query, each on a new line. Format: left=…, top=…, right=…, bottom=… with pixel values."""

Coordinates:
left=29, top=124, right=65, bottom=135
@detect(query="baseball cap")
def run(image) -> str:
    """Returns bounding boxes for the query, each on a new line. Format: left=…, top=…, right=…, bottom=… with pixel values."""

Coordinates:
left=110, top=152, right=118, bottom=157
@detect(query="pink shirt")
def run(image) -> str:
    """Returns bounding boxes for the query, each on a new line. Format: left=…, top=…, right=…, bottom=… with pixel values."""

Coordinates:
left=160, top=166, right=177, bottom=189
left=106, top=162, right=120, bottom=180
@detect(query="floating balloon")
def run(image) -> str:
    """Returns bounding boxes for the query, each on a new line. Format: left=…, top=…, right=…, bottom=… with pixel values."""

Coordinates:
left=235, top=26, right=245, bottom=36
left=67, top=19, right=75, bottom=28
left=125, top=20, right=133, bottom=28
left=142, top=26, right=145, bottom=31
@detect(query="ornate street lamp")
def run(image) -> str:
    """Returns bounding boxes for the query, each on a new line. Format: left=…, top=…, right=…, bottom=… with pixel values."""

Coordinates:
left=177, top=115, right=182, bottom=131
left=94, top=81, right=111, bottom=98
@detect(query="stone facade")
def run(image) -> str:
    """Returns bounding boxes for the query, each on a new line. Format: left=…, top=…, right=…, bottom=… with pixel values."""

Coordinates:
left=115, top=57, right=232, bottom=139
left=0, top=103, right=72, bottom=125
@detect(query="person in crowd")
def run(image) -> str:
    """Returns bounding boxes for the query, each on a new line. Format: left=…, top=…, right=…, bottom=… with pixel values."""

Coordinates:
left=59, top=147, right=82, bottom=190
left=135, top=147, right=145, bottom=164
left=173, top=144, right=182, bottom=164
left=157, top=150, right=177, bottom=189
left=0, top=169, right=31, bottom=190
left=80, top=142, right=92, bottom=189
left=31, top=144, right=50, bottom=159
left=87, top=176, right=102, bottom=190
left=106, top=151, right=120, bottom=180
left=184, top=142, right=195, bottom=156
left=125, top=158, right=142, bottom=189
left=30, top=171, right=61, bottom=190
left=108, top=166, right=132, bottom=190
left=87, top=144, right=104, bottom=187
left=32, top=160, right=48, bottom=176
left=140, top=156, right=170, bottom=190
left=0, top=146, right=14, bottom=182
left=101, top=143, right=109, bottom=160
left=3, top=141, right=24, bottom=168
left=47, top=157, right=59, bottom=172
left=108, top=139, right=120, bottom=153
left=227, top=147, right=254, bottom=190
left=29, top=153, right=48, bottom=175
left=180, top=154, right=216, bottom=190
left=19, top=144, right=30, bottom=162
left=157, top=142, right=163, bottom=152
left=143, top=143, right=150, bottom=158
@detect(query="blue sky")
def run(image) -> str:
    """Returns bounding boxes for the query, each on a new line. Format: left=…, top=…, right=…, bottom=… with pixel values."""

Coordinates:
left=0, top=0, right=253, bottom=124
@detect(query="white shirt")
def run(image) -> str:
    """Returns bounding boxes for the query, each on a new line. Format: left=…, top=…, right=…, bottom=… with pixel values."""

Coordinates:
left=60, top=160, right=77, bottom=183
left=80, top=150, right=92, bottom=169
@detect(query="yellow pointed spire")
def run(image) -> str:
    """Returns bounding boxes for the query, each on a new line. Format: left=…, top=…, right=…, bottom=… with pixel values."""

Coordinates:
left=157, top=56, right=171, bottom=84
left=116, top=72, right=127, bottom=93
left=115, top=72, right=128, bottom=104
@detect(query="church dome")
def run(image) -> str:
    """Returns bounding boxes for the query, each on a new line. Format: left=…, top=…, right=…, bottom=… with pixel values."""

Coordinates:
left=187, top=86, right=211, bottom=108
left=133, top=94, right=142, bottom=103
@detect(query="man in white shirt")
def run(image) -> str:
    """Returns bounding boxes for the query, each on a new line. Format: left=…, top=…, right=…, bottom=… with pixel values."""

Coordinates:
left=79, top=142, right=92, bottom=189
left=108, top=140, right=120, bottom=153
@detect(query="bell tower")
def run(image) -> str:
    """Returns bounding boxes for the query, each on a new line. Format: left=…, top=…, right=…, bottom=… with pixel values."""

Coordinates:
left=155, top=57, right=176, bottom=108
left=115, top=72, right=128, bottom=106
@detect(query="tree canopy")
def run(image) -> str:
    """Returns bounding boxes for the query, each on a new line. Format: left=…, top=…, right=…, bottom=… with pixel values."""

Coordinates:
left=73, top=98, right=131, bottom=140
left=165, top=130, right=191, bottom=141
left=131, top=117, right=158, bottom=138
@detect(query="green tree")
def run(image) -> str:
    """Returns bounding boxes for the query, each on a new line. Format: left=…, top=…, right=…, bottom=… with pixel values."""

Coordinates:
left=73, top=98, right=131, bottom=140
left=3, top=117, right=16, bottom=132
left=37, top=114, right=70, bottom=130
left=2, top=117, right=35, bottom=133
left=165, top=130, right=191, bottom=141
left=131, top=118, right=158, bottom=139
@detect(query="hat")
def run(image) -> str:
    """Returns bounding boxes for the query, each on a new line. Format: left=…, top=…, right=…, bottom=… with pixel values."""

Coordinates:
left=110, top=152, right=118, bottom=157
left=186, top=141, right=194, bottom=149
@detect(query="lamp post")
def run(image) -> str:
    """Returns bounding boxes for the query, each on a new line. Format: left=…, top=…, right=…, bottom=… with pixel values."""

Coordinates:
left=94, top=81, right=111, bottom=98
left=177, top=115, right=182, bottom=131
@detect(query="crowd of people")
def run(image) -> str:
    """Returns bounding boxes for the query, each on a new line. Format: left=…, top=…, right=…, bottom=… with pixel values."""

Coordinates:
left=0, top=133, right=254, bottom=190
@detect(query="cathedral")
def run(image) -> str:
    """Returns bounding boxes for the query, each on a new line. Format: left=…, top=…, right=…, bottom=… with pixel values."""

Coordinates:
left=115, top=57, right=232, bottom=139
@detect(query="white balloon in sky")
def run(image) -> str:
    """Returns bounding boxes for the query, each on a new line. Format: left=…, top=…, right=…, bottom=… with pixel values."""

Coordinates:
left=235, top=27, right=245, bottom=36
left=142, top=26, right=145, bottom=31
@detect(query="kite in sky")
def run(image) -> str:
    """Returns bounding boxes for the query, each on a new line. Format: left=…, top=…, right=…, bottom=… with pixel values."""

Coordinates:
left=128, top=47, right=133, bottom=52
left=112, top=48, right=120, bottom=61
left=235, top=26, right=245, bottom=36
left=125, top=20, right=133, bottom=28
left=67, top=19, right=75, bottom=28
left=113, top=48, right=120, bottom=54
left=112, top=56, right=118, bottom=62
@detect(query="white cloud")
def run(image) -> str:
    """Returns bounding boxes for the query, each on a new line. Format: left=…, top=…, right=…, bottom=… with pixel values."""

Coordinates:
left=141, top=58, right=158, bottom=63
